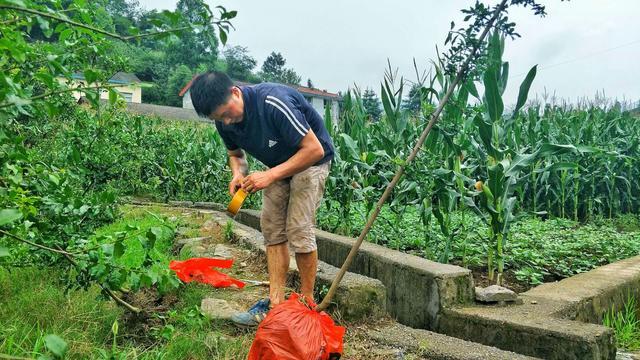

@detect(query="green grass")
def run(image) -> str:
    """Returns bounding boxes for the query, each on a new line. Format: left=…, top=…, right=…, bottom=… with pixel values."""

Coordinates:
left=604, top=294, right=640, bottom=350
left=0, top=267, right=121, bottom=358
left=0, top=206, right=253, bottom=359
left=0, top=267, right=252, bottom=359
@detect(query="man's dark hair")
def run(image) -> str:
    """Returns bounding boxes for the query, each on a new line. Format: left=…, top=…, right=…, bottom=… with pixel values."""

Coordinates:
left=190, top=71, right=234, bottom=118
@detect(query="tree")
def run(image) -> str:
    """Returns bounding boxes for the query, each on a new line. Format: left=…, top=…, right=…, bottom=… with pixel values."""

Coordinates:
left=223, top=45, right=257, bottom=81
left=402, top=83, right=422, bottom=115
left=259, top=51, right=301, bottom=85
left=163, top=0, right=220, bottom=69
left=166, top=65, right=193, bottom=107
left=261, top=51, right=285, bottom=77
left=279, top=68, right=301, bottom=85
left=0, top=0, right=236, bottom=312
left=103, top=0, right=141, bottom=35
left=362, top=89, right=382, bottom=122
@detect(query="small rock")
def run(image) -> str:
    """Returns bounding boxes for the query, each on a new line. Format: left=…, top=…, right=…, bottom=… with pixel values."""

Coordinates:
left=475, top=285, right=518, bottom=303
left=617, top=350, right=640, bottom=360
left=176, top=227, right=189, bottom=236
left=189, top=245, right=206, bottom=255
left=531, top=300, right=538, bottom=305
left=240, top=262, right=247, bottom=267
left=200, top=298, right=241, bottom=320
left=204, top=332, right=231, bottom=348
left=212, top=244, right=233, bottom=259
left=201, top=219, right=217, bottom=232
left=515, top=297, right=524, bottom=305
left=176, top=237, right=209, bottom=246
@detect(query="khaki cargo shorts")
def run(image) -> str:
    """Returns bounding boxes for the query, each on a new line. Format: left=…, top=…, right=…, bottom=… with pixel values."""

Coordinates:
left=260, top=162, right=330, bottom=253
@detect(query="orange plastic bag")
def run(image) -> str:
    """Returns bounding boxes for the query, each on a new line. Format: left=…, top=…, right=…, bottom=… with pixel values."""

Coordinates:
left=248, top=293, right=345, bottom=360
left=169, top=257, right=245, bottom=288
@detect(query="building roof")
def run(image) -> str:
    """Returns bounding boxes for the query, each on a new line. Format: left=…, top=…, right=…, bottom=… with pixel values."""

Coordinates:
left=179, top=77, right=340, bottom=100
left=70, top=72, right=141, bottom=84
left=178, top=76, right=198, bottom=97
left=109, top=72, right=141, bottom=84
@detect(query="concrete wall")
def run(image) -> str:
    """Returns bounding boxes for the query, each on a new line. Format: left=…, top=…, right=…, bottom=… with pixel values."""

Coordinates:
left=113, top=84, right=141, bottom=103
left=183, top=89, right=194, bottom=109
left=56, top=77, right=142, bottom=103
left=310, top=97, right=324, bottom=116
left=308, top=97, right=340, bottom=126
left=331, top=100, right=339, bottom=125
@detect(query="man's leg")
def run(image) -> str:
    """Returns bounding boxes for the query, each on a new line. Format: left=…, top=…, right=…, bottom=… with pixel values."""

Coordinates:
left=260, top=178, right=291, bottom=305
left=295, top=250, right=318, bottom=301
left=267, top=242, right=289, bottom=305
left=287, top=162, right=330, bottom=303
left=231, top=177, right=290, bottom=327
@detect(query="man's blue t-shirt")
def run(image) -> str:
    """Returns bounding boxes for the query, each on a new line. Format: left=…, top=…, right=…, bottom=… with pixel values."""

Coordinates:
left=214, top=83, right=334, bottom=168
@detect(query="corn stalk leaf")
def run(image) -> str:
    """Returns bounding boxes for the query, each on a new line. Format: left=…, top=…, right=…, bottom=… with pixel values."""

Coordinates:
left=513, top=65, right=537, bottom=117
left=483, top=65, right=503, bottom=123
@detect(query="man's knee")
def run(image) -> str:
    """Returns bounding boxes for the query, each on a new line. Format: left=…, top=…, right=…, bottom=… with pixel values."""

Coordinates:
left=286, top=225, right=317, bottom=253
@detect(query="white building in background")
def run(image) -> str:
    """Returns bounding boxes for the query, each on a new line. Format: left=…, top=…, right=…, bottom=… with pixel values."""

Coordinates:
left=179, top=79, right=341, bottom=124
left=58, top=72, right=143, bottom=103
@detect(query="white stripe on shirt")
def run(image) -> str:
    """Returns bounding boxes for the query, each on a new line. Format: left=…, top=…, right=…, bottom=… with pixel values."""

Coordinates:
left=265, top=95, right=309, bottom=134
left=265, top=99, right=308, bottom=137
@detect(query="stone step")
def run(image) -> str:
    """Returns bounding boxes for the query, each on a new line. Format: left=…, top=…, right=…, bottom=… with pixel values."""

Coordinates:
left=369, top=323, right=540, bottom=360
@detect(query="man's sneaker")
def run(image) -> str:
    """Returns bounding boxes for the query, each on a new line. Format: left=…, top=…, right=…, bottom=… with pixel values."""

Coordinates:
left=231, top=298, right=270, bottom=327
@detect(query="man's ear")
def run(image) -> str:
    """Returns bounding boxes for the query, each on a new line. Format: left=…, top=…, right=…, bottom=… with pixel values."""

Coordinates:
left=230, top=86, right=241, bottom=98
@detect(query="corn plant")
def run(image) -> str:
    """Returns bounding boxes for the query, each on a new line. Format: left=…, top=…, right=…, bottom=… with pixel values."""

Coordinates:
left=470, top=30, right=583, bottom=284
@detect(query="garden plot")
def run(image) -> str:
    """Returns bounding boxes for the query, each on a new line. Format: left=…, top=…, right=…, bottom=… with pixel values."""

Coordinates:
left=166, top=201, right=640, bottom=359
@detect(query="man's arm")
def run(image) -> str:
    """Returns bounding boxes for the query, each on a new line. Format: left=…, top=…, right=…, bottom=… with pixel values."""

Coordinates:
left=228, top=148, right=249, bottom=195
left=241, top=130, right=324, bottom=193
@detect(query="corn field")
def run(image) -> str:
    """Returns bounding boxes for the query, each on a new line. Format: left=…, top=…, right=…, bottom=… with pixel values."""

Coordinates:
left=322, top=33, right=640, bottom=283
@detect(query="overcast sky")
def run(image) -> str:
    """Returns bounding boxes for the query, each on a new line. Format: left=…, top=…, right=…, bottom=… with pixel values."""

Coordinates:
left=137, top=0, right=640, bottom=106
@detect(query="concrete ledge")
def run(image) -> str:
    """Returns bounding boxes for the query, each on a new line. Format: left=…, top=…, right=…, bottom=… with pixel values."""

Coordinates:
left=525, top=255, right=640, bottom=324
left=231, top=208, right=475, bottom=329
left=369, top=323, right=540, bottom=360
left=439, top=304, right=614, bottom=360
left=208, top=211, right=387, bottom=321
left=437, top=256, right=640, bottom=359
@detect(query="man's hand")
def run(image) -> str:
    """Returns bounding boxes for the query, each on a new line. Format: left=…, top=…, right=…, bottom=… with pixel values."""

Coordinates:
left=242, top=171, right=276, bottom=193
left=229, top=174, right=244, bottom=196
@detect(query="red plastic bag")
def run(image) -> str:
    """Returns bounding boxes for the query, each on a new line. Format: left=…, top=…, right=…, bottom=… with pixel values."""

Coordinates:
left=169, top=257, right=245, bottom=288
left=248, top=293, right=345, bottom=360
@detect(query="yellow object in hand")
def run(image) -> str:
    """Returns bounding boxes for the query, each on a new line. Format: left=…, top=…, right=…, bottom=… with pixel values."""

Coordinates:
left=227, top=188, right=248, bottom=216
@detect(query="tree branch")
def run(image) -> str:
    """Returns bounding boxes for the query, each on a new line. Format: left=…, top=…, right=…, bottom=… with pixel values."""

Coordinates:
left=1, top=5, right=125, bottom=39
left=55, top=245, right=142, bottom=313
left=0, top=229, right=76, bottom=255
left=0, top=83, right=125, bottom=109
left=0, top=5, right=199, bottom=41
left=0, top=228, right=142, bottom=313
